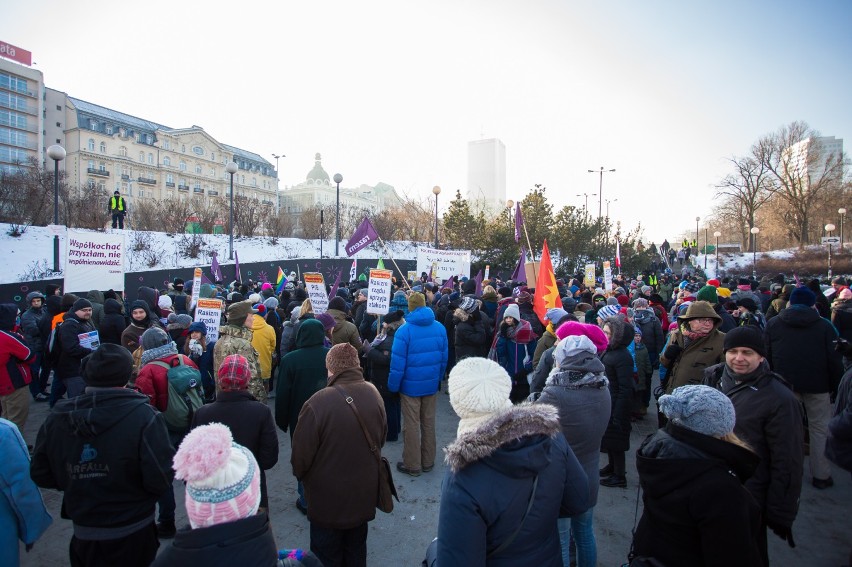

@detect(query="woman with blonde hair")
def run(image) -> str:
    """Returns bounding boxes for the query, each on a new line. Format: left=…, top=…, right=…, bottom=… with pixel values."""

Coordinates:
left=632, top=384, right=761, bottom=566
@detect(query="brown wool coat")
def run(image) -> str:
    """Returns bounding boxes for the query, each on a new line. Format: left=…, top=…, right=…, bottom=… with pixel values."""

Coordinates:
left=291, top=367, right=387, bottom=529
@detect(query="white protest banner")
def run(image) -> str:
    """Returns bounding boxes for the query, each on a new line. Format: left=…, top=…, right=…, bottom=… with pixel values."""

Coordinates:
left=194, top=298, right=223, bottom=343
left=484, top=265, right=490, bottom=281
left=304, top=273, right=328, bottom=314
left=190, top=267, right=202, bottom=309
left=64, top=230, right=125, bottom=292
left=367, top=269, right=393, bottom=315
left=603, top=261, right=613, bottom=292
left=584, top=264, right=596, bottom=288
left=417, top=247, right=471, bottom=284
left=407, top=271, right=417, bottom=282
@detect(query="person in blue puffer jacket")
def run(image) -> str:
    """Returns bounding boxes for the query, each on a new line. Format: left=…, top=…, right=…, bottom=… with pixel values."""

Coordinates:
left=388, top=292, right=448, bottom=477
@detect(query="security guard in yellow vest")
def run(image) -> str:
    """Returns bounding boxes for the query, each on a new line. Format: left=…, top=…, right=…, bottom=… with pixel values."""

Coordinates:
left=108, top=190, right=128, bottom=229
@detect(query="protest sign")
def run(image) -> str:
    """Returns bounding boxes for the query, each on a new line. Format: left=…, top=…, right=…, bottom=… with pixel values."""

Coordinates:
left=304, top=273, right=328, bottom=314
left=584, top=264, right=596, bottom=288
left=367, top=269, right=393, bottom=315
left=603, top=261, right=613, bottom=292
left=417, top=247, right=471, bottom=284
left=407, top=271, right=417, bottom=282
left=190, top=267, right=202, bottom=309
left=64, top=230, right=125, bottom=292
left=78, top=330, right=100, bottom=350
left=484, top=265, right=490, bottom=281
left=194, top=298, right=223, bottom=343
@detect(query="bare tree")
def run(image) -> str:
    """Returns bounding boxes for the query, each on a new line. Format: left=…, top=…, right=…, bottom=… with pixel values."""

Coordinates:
left=717, top=149, right=774, bottom=251
left=232, top=195, right=268, bottom=237
left=760, top=121, right=847, bottom=248
left=0, top=157, right=59, bottom=233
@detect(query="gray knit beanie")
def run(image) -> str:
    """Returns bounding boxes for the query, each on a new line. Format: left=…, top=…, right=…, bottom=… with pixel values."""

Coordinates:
left=141, top=327, right=170, bottom=350
left=658, top=385, right=736, bottom=438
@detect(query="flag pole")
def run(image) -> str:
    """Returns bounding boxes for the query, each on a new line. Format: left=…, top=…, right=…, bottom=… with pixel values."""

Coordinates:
left=522, top=223, right=536, bottom=263
left=375, top=234, right=413, bottom=291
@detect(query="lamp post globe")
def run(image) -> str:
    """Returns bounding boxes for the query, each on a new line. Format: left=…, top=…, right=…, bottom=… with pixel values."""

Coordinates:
left=333, top=173, right=343, bottom=257
left=47, top=144, right=66, bottom=273
left=506, top=199, right=514, bottom=224
left=226, top=161, right=238, bottom=260
left=432, top=186, right=441, bottom=248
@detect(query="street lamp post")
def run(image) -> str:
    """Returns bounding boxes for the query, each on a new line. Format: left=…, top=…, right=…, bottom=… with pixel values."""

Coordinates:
left=47, top=144, right=66, bottom=273
left=704, top=228, right=708, bottom=270
left=714, top=231, right=722, bottom=275
left=750, top=227, right=760, bottom=279
left=826, top=223, right=836, bottom=279
left=605, top=198, right=618, bottom=218
left=695, top=216, right=700, bottom=253
left=587, top=167, right=615, bottom=219
left=575, top=193, right=596, bottom=217
left=432, top=186, right=441, bottom=248
left=333, top=173, right=343, bottom=256
left=271, top=153, right=285, bottom=215
left=320, top=209, right=324, bottom=259
left=226, top=161, right=238, bottom=260
left=506, top=199, right=514, bottom=224
left=839, top=208, right=846, bottom=248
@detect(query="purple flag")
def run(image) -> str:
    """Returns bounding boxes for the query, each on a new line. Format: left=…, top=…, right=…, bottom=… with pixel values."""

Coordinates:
left=201, top=272, right=212, bottom=285
left=474, top=269, right=483, bottom=296
left=211, top=251, right=223, bottom=282
left=514, top=203, right=524, bottom=243
left=510, top=247, right=527, bottom=282
left=328, top=270, right=342, bottom=299
left=234, top=250, right=241, bottom=283
left=345, top=217, right=379, bottom=256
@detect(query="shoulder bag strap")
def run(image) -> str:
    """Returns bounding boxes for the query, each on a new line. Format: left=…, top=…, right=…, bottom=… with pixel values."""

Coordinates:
left=332, top=385, right=380, bottom=461
left=487, top=475, right=539, bottom=559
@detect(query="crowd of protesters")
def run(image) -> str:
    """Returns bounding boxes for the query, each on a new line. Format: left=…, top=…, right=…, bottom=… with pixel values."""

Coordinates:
left=1, top=258, right=852, bottom=567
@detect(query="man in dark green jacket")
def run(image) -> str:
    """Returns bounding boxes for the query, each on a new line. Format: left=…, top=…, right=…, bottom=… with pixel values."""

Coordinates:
left=274, top=319, right=329, bottom=514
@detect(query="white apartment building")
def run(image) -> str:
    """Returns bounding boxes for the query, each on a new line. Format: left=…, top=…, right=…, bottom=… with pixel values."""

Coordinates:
left=467, top=137, right=506, bottom=211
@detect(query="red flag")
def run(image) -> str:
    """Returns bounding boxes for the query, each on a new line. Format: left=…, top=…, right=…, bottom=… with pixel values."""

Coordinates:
left=533, top=239, right=563, bottom=324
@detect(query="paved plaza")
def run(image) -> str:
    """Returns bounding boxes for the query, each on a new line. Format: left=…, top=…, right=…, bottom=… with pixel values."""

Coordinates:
left=18, top=382, right=851, bottom=566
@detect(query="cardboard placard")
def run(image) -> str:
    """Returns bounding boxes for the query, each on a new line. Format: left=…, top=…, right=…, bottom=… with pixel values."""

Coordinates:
left=304, top=273, right=328, bottom=314
left=367, top=269, right=393, bottom=315
left=194, top=298, right=223, bottom=343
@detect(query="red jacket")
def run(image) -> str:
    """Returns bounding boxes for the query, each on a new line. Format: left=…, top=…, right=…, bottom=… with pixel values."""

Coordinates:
left=0, top=329, right=34, bottom=396
left=136, top=353, right=198, bottom=411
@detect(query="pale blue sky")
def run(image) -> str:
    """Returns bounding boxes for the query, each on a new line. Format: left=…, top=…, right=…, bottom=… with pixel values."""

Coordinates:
left=3, top=0, right=850, bottom=244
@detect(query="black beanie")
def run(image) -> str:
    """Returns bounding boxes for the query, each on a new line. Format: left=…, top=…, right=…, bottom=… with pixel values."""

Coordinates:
left=723, top=327, right=767, bottom=358
left=82, top=344, right=133, bottom=387
left=328, top=296, right=348, bottom=312
left=71, top=298, right=93, bottom=312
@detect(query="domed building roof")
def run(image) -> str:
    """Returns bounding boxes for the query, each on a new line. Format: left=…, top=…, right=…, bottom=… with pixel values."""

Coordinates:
left=306, top=152, right=330, bottom=184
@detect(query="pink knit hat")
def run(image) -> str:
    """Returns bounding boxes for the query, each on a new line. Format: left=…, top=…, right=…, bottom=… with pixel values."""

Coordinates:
left=555, top=321, right=609, bottom=353
left=173, top=423, right=261, bottom=528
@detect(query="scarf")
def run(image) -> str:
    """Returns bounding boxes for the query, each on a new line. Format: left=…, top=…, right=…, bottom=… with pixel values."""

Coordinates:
left=546, top=368, right=609, bottom=389
left=681, top=324, right=711, bottom=341
left=720, top=360, right=769, bottom=388
left=502, top=319, right=535, bottom=344
left=140, top=342, right=178, bottom=366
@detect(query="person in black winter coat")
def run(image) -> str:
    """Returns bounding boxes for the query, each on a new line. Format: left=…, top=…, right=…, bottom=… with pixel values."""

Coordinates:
left=191, top=354, right=278, bottom=510
left=99, top=298, right=127, bottom=345
left=453, top=297, right=490, bottom=362
left=365, top=311, right=404, bottom=442
left=704, top=327, right=803, bottom=566
left=152, top=423, right=278, bottom=567
left=599, top=315, right=634, bottom=488
left=633, top=385, right=762, bottom=567
left=56, top=299, right=96, bottom=398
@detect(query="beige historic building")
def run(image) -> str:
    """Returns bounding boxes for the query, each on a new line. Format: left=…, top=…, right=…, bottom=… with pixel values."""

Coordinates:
left=49, top=91, right=277, bottom=204
left=280, top=152, right=401, bottom=234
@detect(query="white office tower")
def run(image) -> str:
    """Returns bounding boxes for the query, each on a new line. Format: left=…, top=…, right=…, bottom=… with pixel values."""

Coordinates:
left=467, top=138, right=506, bottom=213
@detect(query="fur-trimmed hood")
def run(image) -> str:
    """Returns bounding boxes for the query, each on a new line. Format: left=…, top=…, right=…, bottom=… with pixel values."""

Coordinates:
left=444, top=403, right=562, bottom=473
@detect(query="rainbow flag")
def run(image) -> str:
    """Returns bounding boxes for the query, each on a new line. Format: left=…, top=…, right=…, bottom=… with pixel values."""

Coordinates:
left=275, top=267, right=287, bottom=293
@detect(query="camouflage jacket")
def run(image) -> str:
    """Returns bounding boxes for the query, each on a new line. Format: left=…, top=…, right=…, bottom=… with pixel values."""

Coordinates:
left=213, top=324, right=266, bottom=403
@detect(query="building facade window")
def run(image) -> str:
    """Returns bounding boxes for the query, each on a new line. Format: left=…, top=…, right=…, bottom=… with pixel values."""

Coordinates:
left=89, top=119, right=97, bottom=130
left=163, top=140, right=170, bottom=150
left=148, top=153, right=154, bottom=164
left=106, top=125, right=113, bottom=135
left=139, top=152, right=145, bottom=162
left=119, top=146, right=127, bottom=157
left=179, top=160, right=186, bottom=171
left=195, top=164, right=202, bottom=174
left=99, top=142, right=106, bottom=153
left=88, top=138, right=95, bottom=151
left=166, top=173, right=174, bottom=183
left=163, top=156, right=171, bottom=166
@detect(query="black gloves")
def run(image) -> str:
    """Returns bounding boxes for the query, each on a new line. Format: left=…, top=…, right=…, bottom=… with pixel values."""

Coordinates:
left=663, top=344, right=683, bottom=361
left=767, top=520, right=796, bottom=548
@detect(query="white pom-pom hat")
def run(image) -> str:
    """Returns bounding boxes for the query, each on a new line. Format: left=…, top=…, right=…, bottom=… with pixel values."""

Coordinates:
left=448, top=357, right=513, bottom=436
left=173, top=423, right=261, bottom=528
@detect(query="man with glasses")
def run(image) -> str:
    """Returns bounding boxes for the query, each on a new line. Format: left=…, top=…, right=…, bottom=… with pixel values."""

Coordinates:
left=56, top=298, right=97, bottom=398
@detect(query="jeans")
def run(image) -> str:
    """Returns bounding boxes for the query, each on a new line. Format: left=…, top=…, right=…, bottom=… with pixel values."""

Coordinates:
left=558, top=507, right=596, bottom=567
left=297, top=480, right=307, bottom=509
left=28, top=352, right=43, bottom=398
left=401, top=394, right=437, bottom=471
left=49, top=373, right=67, bottom=407
left=310, top=522, right=368, bottom=567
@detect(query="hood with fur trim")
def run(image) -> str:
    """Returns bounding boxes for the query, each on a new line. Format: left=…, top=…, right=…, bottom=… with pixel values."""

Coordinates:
left=444, top=403, right=562, bottom=473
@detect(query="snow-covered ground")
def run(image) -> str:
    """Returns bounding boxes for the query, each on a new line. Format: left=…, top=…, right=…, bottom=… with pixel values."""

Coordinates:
left=1, top=224, right=418, bottom=284
left=695, top=249, right=796, bottom=279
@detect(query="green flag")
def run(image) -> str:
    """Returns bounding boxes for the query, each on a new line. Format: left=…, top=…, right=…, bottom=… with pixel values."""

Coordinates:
left=377, top=258, right=385, bottom=269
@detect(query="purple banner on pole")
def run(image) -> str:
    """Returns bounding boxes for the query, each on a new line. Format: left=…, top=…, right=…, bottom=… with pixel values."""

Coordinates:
left=345, top=217, right=379, bottom=256
left=328, top=270, right=342, bottom=299
left=474, top=269, right=483, bottom=296
left=511, top=247, right=526, bottom=282
left=234, top=250, right=241, bottom=283
left=211, top=251, right=223, bottom=282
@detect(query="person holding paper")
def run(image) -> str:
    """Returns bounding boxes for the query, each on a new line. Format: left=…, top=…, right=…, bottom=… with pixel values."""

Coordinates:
left=56, top=299, right=97, bottom=399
